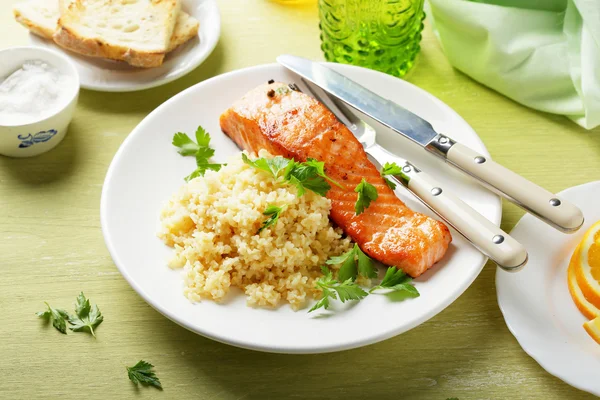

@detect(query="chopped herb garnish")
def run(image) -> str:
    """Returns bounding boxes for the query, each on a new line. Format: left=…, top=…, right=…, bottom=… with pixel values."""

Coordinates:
left=357, top=245, right=377, bottom=279
left=127, top=360, right=162, bottom=390
left=242, top=154, right=336, bottom=197
left=275, top=86, right=291, bottom=95
left=310, top=254, right=419, bottom=313
left=327, top=244, right=377, bottom=281
left=286, top=163, right=331, bottom=197
left=370, top=267, right=419, bottom=298
left=380, top=162, right=404, bottom=190
left=172, top=132, right=199, bottom=156
left=308, top=266, right=368, bottom=313
left=67, top=292, right=103, bottom=337
left=304, top=158, right=343, bottom=188
left=354, top=178, right=378, bottom=215
left=242, top=153, right=293, bottom=181
left=185, top=162, right=222, bottom=182
left=383, top=177, right=397, bottom=190
left=172, top=125, right=222, bottom=181
left=380, top=162, right=403, bottom=177
left=37, top=302, right=70, bottom=334
left=258, top=204, right=287, bottom=233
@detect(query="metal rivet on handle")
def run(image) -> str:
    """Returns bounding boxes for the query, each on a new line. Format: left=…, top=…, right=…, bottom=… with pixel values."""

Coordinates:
left=549, top=198, right=561, bottom=207
left=402, top=165, right=412, bottom=173
left=474, top=156, right=486, bottom=164
left=492, top=235, right=505, bottom=244
left=431, top=187, right=442, bottom=196
left=439, top=137, right=449, bottom=144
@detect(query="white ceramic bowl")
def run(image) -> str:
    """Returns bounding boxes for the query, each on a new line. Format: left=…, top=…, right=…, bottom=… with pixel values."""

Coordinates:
left=0, top=47, right=79, bottom=157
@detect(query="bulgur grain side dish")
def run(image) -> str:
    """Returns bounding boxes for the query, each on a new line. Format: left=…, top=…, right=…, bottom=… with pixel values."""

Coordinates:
left=159, top=150, right=353, bottom=310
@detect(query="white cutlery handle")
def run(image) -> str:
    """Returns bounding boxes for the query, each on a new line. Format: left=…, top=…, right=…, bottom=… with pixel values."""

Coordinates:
left=399, top=164, right=528, bottom=271
left=437, top=141, right=584, bottom=233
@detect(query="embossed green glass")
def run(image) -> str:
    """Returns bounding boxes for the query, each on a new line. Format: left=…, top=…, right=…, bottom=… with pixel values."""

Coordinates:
left=319, top=0, right=425, bottom=77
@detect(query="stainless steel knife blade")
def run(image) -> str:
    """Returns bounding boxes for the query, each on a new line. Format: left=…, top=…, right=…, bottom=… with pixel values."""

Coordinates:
left=277, top=54, right=438, bottom=147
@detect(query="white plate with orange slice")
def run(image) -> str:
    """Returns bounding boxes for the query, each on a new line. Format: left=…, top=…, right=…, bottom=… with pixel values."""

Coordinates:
left=497, top=181, right=600, bottom=396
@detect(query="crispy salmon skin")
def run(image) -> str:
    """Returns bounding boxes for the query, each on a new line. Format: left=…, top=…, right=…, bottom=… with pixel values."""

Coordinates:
left=219, top=82, right=451, bottom=277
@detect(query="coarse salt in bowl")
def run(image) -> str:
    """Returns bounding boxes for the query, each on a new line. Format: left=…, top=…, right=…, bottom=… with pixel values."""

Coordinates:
left=0, top=46, right=79, bottom=157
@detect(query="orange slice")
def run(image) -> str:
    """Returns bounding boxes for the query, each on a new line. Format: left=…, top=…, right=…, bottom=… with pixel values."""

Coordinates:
left=583, top=317, right=600, bottom=344
left=568, top=246, right=600, bottom=319
left=574, top=221, right=600, bottom=309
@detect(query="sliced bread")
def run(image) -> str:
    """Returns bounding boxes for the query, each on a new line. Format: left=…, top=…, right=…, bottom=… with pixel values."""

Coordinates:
left=53, top=0, right=181, bottom=68
left=167, top=8, right=199, bottom=52
left=14, top=0, right=199, bottom=54
left=13, top=0, right=59, bottom=39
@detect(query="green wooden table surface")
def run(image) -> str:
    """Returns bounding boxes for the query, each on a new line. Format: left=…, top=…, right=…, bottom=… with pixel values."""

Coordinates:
left=1, top=1, right=599, bottom=399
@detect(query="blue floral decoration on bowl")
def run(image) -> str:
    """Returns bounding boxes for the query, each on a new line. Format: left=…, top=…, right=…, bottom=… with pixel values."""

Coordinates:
left=18, top=129, right=58, bottom=148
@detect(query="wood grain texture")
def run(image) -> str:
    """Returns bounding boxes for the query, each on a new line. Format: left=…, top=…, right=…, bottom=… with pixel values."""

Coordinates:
left=1, top=1, right=599, bottom=399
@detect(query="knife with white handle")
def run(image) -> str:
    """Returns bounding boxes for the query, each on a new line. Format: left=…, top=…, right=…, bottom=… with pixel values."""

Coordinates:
left=278, top=55, right=585, bottom=233
left=304, top=81, right=528, bottom=271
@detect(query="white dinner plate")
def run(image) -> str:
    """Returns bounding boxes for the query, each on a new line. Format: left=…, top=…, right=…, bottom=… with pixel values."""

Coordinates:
left=101, top=62, right=501, bottom=353
left=497, top=181, right=600, bottom=396
left=29, top=0, right=220, bottom=92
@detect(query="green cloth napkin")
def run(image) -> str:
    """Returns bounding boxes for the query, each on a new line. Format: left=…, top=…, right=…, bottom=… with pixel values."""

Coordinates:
left=427, top=0, right=600, bottom=129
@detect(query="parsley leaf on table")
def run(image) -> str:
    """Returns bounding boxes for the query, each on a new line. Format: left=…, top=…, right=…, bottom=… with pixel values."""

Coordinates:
left=370, top=267, right=420, bottom=298
left=172, top=125, right=222, bottom=181
left=258, top=204, right=287, bottom=233
left=308, top=266, right=368, bottom=313
left=67, top=292, right=103, bottom=337
left=127, top=360, right=162, bottom=390
left=354, top=178, right=378, bottom=215
left=37, top=302, right=70, bottom=334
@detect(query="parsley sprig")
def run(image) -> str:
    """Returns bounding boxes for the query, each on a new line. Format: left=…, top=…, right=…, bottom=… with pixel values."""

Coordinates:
left=172, top=126, right=222, bottom=181
left=327, top=243, right=377, bottom=282
left=37, top=292, right=103, bottom=337
left=354, top=178, right=378, bottom=215
left=380, top=162, right=403, bottom=190
left=308, top=266, right=368, bottom=313
left=242, top=154, right=340, bottom=197
left=127, top=360, right=162, bottom=390
left=310, top=253, right=420, bottom=313
left=68, top=292, right=104, bottom=337
left=258, top=204, right=287, bottom=233
left=370, top=267, right=419, bottom=298
left=303, top=158, right=343, bottom=189
left=37, top=302, right=70, bottom=334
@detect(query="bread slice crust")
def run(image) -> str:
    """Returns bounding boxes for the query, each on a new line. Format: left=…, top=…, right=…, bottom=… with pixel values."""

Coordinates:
left=53, top=0, right=181, bottom=68
left=53, top=24, right=165, bottom=67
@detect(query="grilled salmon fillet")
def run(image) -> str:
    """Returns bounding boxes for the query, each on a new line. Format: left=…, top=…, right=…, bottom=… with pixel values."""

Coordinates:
left=219, top=82, right=452, bottom=277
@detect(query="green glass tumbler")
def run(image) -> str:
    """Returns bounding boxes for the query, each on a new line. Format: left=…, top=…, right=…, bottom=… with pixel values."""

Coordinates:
left=319, top=0, right=425, bottom=77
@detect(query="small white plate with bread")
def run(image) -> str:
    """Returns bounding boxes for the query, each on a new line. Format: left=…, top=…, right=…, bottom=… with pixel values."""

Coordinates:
left=13, top=0, right=220, bottom=92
